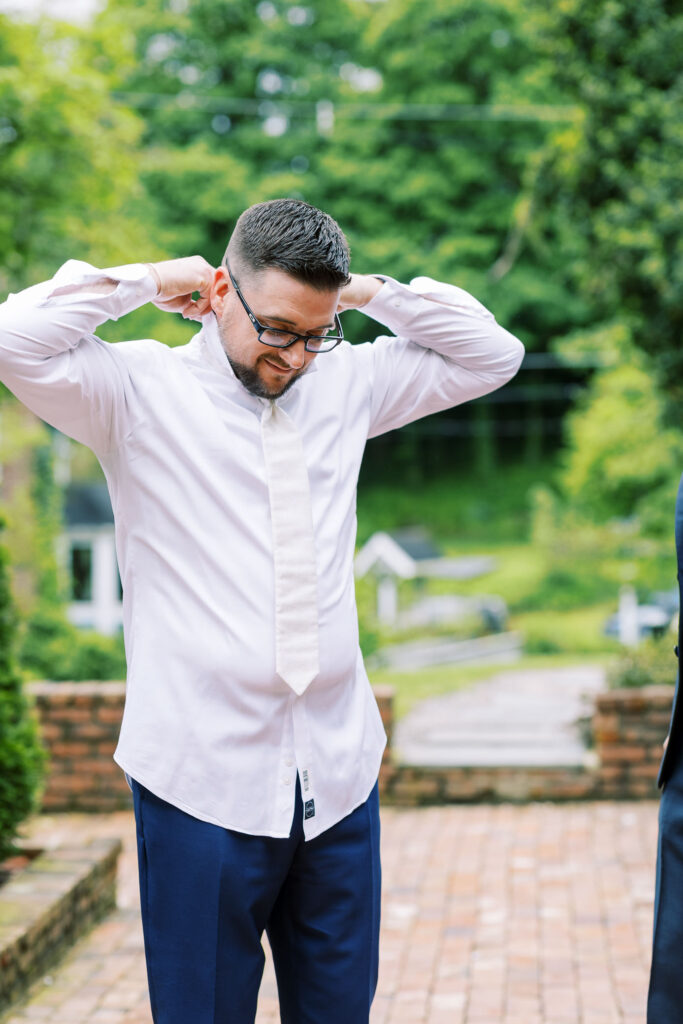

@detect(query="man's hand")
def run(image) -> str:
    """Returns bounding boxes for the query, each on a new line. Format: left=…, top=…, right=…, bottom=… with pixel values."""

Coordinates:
left=337, top=274, right=384, bottom=313
left=145, top=256, right=216, bottom=321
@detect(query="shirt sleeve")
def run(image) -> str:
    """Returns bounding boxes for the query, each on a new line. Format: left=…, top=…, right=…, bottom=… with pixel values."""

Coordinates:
left=358, top=275, right=525, bottom=439
left=0, top=260, right=159, bottom=454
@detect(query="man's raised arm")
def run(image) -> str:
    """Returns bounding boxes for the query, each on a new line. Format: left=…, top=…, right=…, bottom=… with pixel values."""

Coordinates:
left=351, top=274, right=525, bottom=438
left=0, top=256, right=214, bottom=453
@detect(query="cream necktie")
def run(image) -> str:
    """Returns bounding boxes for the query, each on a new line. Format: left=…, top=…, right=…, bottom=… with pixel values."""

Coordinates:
left=260, top=400, right=320, bottom=695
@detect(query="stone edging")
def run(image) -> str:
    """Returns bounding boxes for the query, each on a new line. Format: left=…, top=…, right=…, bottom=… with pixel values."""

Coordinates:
left=0, top=837, right=121, bottom=1015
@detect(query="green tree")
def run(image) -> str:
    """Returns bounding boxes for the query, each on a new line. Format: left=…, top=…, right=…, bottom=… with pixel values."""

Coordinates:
left=532, top=0, right=683, bottom=391
left=30, top=443, right=65, bottom=607
left=85, top=0, right=581, bottom=348
left=0, top=13, right=148, bottom=293
left=0, top=516, right=44, bottom=862
left=85, top=0, right=370, bottom=265
left=15, top=440, right=127, bottom=684
left=560, top=355, right=682, bottom=532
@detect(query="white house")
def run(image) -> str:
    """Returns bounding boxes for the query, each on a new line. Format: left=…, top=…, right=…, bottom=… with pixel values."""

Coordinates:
left=63, top=482, right=122, bottom=635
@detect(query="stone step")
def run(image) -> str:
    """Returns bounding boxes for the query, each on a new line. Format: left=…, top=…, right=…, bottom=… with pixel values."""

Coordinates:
left=367, top=631, right=523, bottom=670
left=393, top=665, right=605, bottom=769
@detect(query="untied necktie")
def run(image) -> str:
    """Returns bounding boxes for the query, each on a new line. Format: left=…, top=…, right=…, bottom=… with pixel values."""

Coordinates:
left=260, top=400, right=320, bottom=695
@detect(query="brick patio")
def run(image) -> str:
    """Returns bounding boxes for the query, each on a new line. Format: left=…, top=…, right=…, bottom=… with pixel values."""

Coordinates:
left=0, top=800, right=659, bottom=1024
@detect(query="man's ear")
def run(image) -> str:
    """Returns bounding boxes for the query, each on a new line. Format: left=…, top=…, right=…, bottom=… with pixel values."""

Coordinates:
left=210, top=265, right=231, bottom=316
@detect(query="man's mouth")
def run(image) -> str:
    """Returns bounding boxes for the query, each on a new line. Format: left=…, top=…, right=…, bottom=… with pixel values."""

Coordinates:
left=263, top=357, right=295, bottom=374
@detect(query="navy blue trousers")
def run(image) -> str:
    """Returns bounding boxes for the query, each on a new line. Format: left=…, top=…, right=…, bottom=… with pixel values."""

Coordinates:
left=648, top=743, right=683, bottom=1023
left=131, top=778, right=381, bottom=1024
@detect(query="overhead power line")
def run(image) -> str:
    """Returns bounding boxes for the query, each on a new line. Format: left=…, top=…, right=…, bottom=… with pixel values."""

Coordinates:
left=111, top=91, right=582, bottom=124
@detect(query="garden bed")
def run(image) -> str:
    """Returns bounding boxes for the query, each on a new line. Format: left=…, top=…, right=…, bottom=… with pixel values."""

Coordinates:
left=0, top=836, right=121, bottom=1015
left=0, top=847, right=42, bottom=890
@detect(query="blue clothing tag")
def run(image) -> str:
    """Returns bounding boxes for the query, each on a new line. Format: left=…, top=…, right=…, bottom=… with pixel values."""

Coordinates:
left=304, top=799, right=315, bottom=820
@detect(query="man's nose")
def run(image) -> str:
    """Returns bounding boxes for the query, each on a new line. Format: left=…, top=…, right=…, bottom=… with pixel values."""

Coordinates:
left=279, top=341, right=307, bottom=369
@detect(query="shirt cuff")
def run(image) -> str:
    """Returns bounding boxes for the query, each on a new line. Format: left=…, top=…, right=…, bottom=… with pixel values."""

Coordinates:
left=97, top=262, right=160, bottom=315
left=40, top=260, right=159, bottom=320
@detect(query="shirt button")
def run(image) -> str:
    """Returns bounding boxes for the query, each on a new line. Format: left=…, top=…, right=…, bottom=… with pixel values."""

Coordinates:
left=283, top=777, right=292, bottom=786
left=285, top=759, right=294, bottom=767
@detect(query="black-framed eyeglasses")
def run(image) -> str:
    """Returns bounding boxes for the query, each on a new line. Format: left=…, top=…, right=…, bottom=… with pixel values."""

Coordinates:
left=224, top=258, right=344, bottom=354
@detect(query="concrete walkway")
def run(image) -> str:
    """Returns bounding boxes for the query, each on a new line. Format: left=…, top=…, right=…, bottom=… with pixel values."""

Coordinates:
left=395, top=666, right=606, bottom=767
left=1, top=798, right=658, bottom=1024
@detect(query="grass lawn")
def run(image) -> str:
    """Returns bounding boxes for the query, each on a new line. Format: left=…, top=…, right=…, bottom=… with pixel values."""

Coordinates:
left=369, top=651, right=615, bottom=721
left=357, top=469, right=671, bottom=721
left=422, top=541, right=549, bottom=605
left=510, top=602, right=621, bottom=655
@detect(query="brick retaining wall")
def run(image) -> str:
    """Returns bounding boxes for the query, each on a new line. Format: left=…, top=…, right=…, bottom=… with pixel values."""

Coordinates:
left=27, top=679, right=674, bottom=810
left=593, top=685, right=672, bottom=798
left=29, top=681, right=398, bottom=813
left=29, top=681, right=132, bottom=812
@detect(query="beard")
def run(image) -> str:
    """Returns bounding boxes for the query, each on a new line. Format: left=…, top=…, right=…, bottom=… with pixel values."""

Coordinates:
left=225, top=352, right=306, bottom=399
left=216, top=316, right=308, bottom=399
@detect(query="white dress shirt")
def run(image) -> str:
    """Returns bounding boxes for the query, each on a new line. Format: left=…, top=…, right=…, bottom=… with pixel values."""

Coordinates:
left=0, top=261, right=524, bottom=839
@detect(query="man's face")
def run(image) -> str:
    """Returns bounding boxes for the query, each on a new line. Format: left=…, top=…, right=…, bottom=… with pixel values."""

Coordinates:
left=211, top=265, right=341, bottom=399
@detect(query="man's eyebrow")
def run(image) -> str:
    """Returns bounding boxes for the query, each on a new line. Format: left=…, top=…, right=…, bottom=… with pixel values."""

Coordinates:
left=259, top=312, right=335, bottom=331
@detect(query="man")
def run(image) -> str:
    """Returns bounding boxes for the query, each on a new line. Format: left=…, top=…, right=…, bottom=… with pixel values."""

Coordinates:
left=648, top=473, right=683, bottom=1022
left=0, top=199, right=524, bottom=1023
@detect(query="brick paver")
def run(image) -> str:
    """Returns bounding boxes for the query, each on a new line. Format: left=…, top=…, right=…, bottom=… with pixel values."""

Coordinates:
left=1, top=801, right=659, bottom=1023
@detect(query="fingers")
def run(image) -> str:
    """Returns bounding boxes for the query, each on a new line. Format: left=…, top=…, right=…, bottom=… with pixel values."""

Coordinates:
left=153, top=293, right=213, bottom=320
left=181, top=295, right=213, bottom=321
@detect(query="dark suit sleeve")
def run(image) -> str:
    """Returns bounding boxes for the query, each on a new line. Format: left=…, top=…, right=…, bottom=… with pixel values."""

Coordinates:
left=656, top=473, right=683, bottom=788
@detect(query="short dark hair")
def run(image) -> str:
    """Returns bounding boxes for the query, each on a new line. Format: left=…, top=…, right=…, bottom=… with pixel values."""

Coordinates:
left=224, top=198, right=350, bottom=291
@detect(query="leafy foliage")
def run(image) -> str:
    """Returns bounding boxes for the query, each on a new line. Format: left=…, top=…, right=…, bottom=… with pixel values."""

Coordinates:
left=16, top=441, right=127, bottom=682
left=0, top=517, right=44, bottom=862
left=81, top=0, right=579, bottom=351
left=560, top=358, right=683, bottom=528
left=608, top=634, right=677, bottom=689
left=533, top=0, right=683, bottom=390
left=514, top=605, right=618, bottom=656
left=19, top=605, right=126, bottom=682
left=0, top=14, right=145, bottom=293
left=30, top=443, right=66, bottom=607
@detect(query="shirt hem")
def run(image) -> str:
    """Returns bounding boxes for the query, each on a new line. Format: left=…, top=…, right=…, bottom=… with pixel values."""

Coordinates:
left=114, top=754, right=293, bottom=840
left=300, top=738, right=386, bottom=842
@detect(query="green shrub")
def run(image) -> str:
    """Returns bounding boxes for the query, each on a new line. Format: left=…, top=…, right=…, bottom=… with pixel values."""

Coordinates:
left=559, top=359, right=682, bottom=534
left=525, top=484, right=674, bottom=614
left=67, top=630, right=126, bottom=681
left=0, top=519, right=44, bottom=861
left=608, top=636, right=677, bottom=690
left=517, top=565, right=617, bottom=614
left=14, top=436, right=127, bottom=683
left=19, top=605, right=126, bottom=682
left=515, top=604, right=620, bottom=657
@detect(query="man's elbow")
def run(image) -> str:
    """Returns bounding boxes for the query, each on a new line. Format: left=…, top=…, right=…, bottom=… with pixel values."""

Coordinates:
left=509, top=334, right=525, bottom=377
left=496, top=330, right=525, bottom=384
